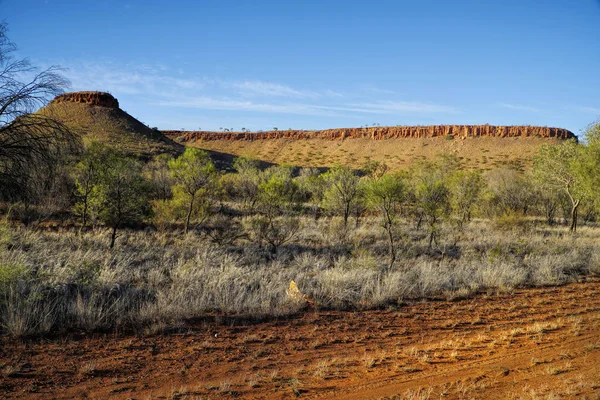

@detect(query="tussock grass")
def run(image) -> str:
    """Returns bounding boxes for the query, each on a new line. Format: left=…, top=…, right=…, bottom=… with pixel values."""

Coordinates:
left=0, top=218, right=598, bottom=337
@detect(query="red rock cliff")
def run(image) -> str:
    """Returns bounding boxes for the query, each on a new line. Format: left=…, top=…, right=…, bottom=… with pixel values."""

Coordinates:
left=164, top=125, right=576, bottom=142
left=50, top=91, right=119, bottom=108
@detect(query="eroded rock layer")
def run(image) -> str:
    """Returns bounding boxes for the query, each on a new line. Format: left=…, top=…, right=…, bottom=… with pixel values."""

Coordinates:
left=164, top=125, right=575, bottom=142
left=50, top=91, right=119, bottom=109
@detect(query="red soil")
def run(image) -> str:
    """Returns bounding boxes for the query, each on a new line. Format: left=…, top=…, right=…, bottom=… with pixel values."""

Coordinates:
left=2, top=280, right=600, bottom=399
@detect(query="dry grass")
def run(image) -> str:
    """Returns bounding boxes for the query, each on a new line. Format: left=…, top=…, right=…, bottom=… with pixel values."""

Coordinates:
left=0, top=218, right=599, bottom=337
left=182, top=136, right=557, bottom=171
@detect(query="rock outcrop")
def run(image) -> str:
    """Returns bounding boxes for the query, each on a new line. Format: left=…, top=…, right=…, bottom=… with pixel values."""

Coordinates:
left=40, top=92, right=182, bottom=158
left=164, top=125, right=575, bottom=142
left=50, top=91, right=119, bottom=109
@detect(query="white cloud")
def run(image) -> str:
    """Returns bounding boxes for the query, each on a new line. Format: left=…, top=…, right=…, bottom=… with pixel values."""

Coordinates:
left=499, top=103, right=540, bottom=113
left=65, top=62, right=206, bottom=96
left=59, top=61, right=457, bottom=118
left=360, top=85, right=397, bottom=95
left=317, top=101, right=458, bottom=114
left=574, top=106, right=600, bottom=114
left=156, top=97, right=343, bottom=117
left=229, top=81, right=316, bottom=98
left=228, top=80, right=344, bottom=99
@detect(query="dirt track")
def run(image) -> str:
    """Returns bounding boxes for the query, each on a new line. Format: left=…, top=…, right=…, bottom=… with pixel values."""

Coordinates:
left=2, top=280, right=600, bottom=399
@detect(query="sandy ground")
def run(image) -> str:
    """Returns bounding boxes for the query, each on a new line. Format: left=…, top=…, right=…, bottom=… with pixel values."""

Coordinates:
left=2, top=279, right=600, bottom=399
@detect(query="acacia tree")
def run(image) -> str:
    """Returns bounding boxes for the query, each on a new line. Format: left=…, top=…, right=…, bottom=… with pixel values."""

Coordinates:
left=232, top=156, right=262, bottom=212
left=533, top=139, right=582, bottom=232
left=296, top=167, right=325, bottom=219
left=484, top=168, right=536, bottom=217
left=75, top=148, right=150, bottom=248
left=410, top=162, right=451, bottom=248
left=168, top=148, right=216, bottom=234
left=98, top=152, right=150, bottom=248
left=322, top=165, right=363, bottom=231
left=145, top=153, right=174, bottom=201
left=0, top=23, right=78, bottom=202
left=576, top=120, right=600, bottom=215
left=365, top=172, right=407, bottom=271
left=448, top=170, right=484, bottom=228
left=73, top=142, right=107, bottom=227
left=248, top=165, right=302, bottom=253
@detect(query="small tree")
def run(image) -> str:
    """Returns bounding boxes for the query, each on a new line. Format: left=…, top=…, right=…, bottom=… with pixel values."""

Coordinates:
left=322, top=165, right=363, bottom=231
left=361, top=159, right=389, bottom=180
left=296, top=167, right=326, bottom=219
left=533, top=140, right=582, bottom=232
left=484, top=168, right=536, bottom=218
left=365, top=172, right=407, bottom=270
left=84, top=149, right=150, bottom=248
left=145, top=153, right=174, bottom=201
left=168, top=148, right=216, bottom=234
left=410, top=162, right=450, bottom=248
left=249, top=165, right=302, bottom=253
left=448, top=170, right=484, bottom=228
left=232, top=156, right=262, bottom=212
left=73, top=142, right=107, bottom=227
left=576, top=120, right=600, bottom=216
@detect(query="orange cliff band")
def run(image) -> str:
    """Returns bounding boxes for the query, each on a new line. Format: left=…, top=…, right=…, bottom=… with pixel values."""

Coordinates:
left=163, top=125, right=576, bottom=142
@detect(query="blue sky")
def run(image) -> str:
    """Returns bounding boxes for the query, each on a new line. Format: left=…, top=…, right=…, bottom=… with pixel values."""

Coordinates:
left=2, top=0, right=599, bottom=135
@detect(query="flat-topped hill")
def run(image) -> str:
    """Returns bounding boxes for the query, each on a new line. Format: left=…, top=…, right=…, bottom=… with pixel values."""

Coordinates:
left=39, top=92, right=182, bottom=158
left=163, top=125, right=575, bottom=142
left=164, top=125, right=574, bottom=171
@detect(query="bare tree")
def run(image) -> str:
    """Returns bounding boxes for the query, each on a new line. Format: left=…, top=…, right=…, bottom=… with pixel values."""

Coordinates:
left=0, top=22, right=78, bottom=202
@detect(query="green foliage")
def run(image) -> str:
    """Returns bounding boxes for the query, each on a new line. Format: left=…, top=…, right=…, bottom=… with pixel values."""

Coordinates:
left=96, top=153, right=150, bottom=228
left=168, top=148, right=216, bottom=233
left=73, top=142, right=108, bottom=226
left=574, top=122, right=600, bottom=213
left=583, top=118, right=600, bottom=147
left=170, top=184, right=211, bottom=224
left=0, top=263, right=27, bottom=289
left=365, top=172, right=407, bottom=218
left=365, top=172, right=407, bottom=269
left=361, top=159, right=389, bottom=180
left=322, top=165, right=364, bottom=229
left=449, top=170, right=484, bottom=227
left=409, top=161, right=451, bottom=247
left=145, top=153, right=174, bottom=201
left=257, top=165, right=300, bottom=217
left=484, top=168, right=535, bottom=217
left=0, top=216, right=11, bottom=250
left=232, top=156, right=263, bottom=212
left=533, top=139, right=583, bottom=231
left=245, top=165, right=302, bottom=252
left=74, top=145, right=151, bottom=247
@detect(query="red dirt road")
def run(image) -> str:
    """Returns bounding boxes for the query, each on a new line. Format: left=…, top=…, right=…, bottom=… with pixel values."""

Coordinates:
left=2, top=280, right=600, bottom=399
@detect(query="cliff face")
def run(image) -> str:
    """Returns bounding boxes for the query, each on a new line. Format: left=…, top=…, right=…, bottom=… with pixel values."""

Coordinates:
left=164, top=125, right=576, bottom=142
left=50, top=91, right=119, bottom=109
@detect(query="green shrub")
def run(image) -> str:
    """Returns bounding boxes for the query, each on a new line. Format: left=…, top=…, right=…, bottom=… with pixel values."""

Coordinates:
left=0, top=263, right=27, bottom=288
left=492, top=211, right=532, bottom=231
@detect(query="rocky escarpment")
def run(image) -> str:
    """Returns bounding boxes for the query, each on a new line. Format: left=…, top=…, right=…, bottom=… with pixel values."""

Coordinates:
left=40, top=91, right=182, bottom=158
left=50, top=91, right=119, bottom=109
left=164, top=125, right=576, bottom=142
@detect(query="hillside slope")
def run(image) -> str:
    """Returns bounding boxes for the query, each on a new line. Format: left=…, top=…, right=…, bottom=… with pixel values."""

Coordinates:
left=165, top=125, right=575, bottom=170
left=39, top=92, right=182, bottom=158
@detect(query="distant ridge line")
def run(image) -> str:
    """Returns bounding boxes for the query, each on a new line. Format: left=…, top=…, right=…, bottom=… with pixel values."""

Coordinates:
left=164, top=125, right=575, bottom=142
